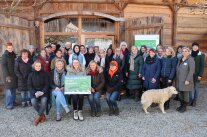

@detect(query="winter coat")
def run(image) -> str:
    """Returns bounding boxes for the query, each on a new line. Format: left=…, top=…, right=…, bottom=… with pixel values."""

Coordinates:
left=106, top=71, right=124, bottom=93
left=86, top=67, right=105, bottom=94
left=1, top=50, right=17, bottom=89
left=160, top=56, right=177, bottom=80
left=50, top=57, right=66, bottom=70
left=27, top=70, right=49, bottom=98
left=14, top=57, right=33, bottom=91
left=141, top=56, right=161, bottom=90
left=66, top=65, right=86, bottom=76
left=127, top=54, right=144, bottom=90
left=36, top=55, right=51, bottom=75
left=69, top=53, right=86, bottom=67
left=105, top=53, right=114, bottom=72
left=50, top=69, right=66, bottom=89
left=176, top=56, right=195, bottom=92
left=84, top=53, right=95, bottom=67
left=191, top=51, right=205, bottom=82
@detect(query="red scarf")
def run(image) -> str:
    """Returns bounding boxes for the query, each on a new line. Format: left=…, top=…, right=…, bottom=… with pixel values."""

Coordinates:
left=89, top=71, right=97, bottom=76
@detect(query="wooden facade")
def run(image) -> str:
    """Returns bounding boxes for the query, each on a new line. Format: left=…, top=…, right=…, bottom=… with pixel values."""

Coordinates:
left=0, top=0, right=207, bottom=84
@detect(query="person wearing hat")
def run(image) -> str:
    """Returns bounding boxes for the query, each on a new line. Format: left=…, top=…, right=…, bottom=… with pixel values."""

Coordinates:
left=1, top=42, right=18, bottom=109
left=106, top=61, right=124, bottom=116
left=27, top=45, right=37, bottom=62
left=142, top=48, right=161, bottom=90
left=65, top=42, right=72, bottom=52
left=189, top=42, right=205, bottom=107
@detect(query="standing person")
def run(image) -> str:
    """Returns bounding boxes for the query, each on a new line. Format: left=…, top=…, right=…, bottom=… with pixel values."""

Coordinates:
left=51, top=60, right=70, bottom=121
left=67, top=59, right=86, bottom=121
left=176, top=45, right=183, bottom=59
left=94, top=46, right=99, bottom=55
left=65, top=42, right=72, bottom=53
left=45, top=45, right=52, bottom=58
left=189, top=42, right=205, bottom=106
left=106, top=61, right=124, bottom=116
left=27, top=45, right=37, bottom=62
left=1, top=42, right=18, bottom=109
left=113, top=48, right=125, bottom=72
left=176, top=46, right=195, bottom=113
left=65, top=49, right=73, bottom=65
left=50, top=43, right=57, bottom=60
left=86, top=61, right=105, bottom=117
left=36, top=49, right=51, bottom=76
left=140, top=45, right=148, bottom=61
left=98, top=48, right=106, bottom=68
left=157, top=48, right=164, bottom=59
left=50, top=49, right=67, bottom=70
left=80, top=45, right=87, bottom=55
left=126, top=46, right=144, bottom=102
left=15, top=49, right=33, bottom=107
left=27, top=61, right=49, bottom=126
left=142, top=49, right=161, bottom=90
left=160, top=47, right=177, bottom=109
left=69, top=44, right=86, bottom=67
left=105, top=47, right=114, bottom=72
left=84, top=46, right=95, bottom=67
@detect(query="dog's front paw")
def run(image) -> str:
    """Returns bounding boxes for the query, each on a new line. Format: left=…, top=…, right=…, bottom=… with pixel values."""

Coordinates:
left=162, top=111, right=166, bottom=114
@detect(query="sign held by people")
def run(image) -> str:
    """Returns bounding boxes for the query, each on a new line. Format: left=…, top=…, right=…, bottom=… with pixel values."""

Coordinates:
left=135, top=35, right=159, bottom=49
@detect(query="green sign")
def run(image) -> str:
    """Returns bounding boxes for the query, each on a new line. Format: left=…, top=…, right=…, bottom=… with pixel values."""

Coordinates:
left=65, top=76, right=91, bottom=94
left=135, top=40, right=156, bottom=49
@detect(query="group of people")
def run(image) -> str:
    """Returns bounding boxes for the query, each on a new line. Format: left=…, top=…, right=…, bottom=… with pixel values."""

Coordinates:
left=1, top=41, right=205, bottom=126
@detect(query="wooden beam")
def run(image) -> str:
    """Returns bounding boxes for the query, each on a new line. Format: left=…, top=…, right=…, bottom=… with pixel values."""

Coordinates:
left=126, top=24, right=164, bottom=30
left=45, top=32, right=78, bottom=36
left=39, top=21, right=45, bottom=48
left=0, top=23, right=34, bottom=30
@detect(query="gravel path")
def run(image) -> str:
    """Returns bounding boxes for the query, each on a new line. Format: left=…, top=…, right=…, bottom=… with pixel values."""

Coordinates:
left=0, top=86, right=207, bottom=137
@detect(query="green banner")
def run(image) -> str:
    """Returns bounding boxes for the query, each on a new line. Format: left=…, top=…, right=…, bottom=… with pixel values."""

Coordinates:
left=65, top=76, right=91, bottom=94
left=135, top=40, right=156, bottom=49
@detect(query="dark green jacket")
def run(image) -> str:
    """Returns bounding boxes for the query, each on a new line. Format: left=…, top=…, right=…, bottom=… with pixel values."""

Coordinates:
left=127, top=54, right=144, bottom=90
left=191, top=51, right=205, bottom=81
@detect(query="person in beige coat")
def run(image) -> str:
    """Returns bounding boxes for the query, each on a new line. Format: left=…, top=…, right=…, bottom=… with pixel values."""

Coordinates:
left=176, top=46, right=195, bottom=113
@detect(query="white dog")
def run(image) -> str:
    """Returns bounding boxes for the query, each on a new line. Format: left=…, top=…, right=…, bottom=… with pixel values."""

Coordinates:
left=141, top=86, right=178, bottom=114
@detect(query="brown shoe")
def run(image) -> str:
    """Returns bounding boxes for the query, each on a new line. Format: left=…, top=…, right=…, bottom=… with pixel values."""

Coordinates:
left=40, top=114, right=46, bottom=123
left=34, top=116, right=42, bottom=126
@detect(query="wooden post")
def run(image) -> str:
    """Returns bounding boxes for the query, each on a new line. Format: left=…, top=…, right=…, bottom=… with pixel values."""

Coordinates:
left=78, top=16, right=82, bottom=45
left=39, top=21, right=45, bottom=48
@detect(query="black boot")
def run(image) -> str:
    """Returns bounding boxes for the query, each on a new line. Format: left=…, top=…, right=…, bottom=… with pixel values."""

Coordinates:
left=91, top=110, right=95, bottom=117
left=164, top=100, right=170, bottom=110
left=114, top=107, right=119, bottom=116
left=109, top=107, right=113, bottom=116
left=134, top=91, right=139, bottom=102
left=188, top=99, right=193, bottom=106
left=192, top=99, right=197, bottom=107
left=178, top=101, right=188, bottom=113
left=173, top=95, right=180, bottom=101
left=176, top=100, right=183, bottom=111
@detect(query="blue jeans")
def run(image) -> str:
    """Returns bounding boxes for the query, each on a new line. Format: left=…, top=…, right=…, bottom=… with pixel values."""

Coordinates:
left=52, top=90, right=68, bottom=114
left=88, top=92, right=101, bottom=112
left=31, top=97, right=47, bottom=116
left=189, top=80, right=199, bottom=100
left=21, top=91, right=31, bottom=103
left=106, top=91, right=119, bottom=108
left=4, top=88, right=16, bottom=108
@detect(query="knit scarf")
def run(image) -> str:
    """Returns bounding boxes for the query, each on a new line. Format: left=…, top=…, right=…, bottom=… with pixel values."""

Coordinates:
left=108, top=61, right=118, bottom=78
left=145, top=55, right=156, bottom=64
left=89, top=71, right=97, bottom=76
left=54, top=68, right=65, bottom=87
left=129, top=52, right=138, bottom=71
left=191, top=50, right=199, bottom=57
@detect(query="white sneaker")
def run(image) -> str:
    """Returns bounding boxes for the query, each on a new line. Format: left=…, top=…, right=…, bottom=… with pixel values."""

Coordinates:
left=73, top=110, right=78, bottom=120
left=78, top=110, right=84, bottom=121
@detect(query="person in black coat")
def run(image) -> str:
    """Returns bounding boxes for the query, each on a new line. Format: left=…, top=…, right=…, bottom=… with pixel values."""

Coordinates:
left=27, top=60, right=49, bottom=126
left=106, top=61, right=124, bottom=116
left=1, top=42, right=17, bottom=109
left=84, top=46, right=95, bottom=67
left=14, top=49, right=33, bottom=107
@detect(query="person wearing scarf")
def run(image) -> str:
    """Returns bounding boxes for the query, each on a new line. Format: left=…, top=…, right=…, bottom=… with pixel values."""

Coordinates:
left=28, top=61, right=49, bottom=126
left=51, top=60, right=70, bottom=121
left=69, top=44, right=86, bottom=67
left=106, top=61, right=124, bottom=116
left=126, top=46, right=144, bottom=102
left=84, top=46, right=95, bottom=67
left=160, top=47, right=177, bottom=109
left=189, top=42, right=205, bottom=107
left=50, top=49, right=67, bottom=70
left=142, top=48, right=161, bottom=90
left=37, top=49, right=51, bottom=76
left=66, top=59, right=86, bottom=121
left=86, top=60, right=105, bottom=117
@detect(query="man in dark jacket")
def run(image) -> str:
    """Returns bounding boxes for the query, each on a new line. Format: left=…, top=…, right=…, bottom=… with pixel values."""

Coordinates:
left=1, top=42, right=17, bottom=109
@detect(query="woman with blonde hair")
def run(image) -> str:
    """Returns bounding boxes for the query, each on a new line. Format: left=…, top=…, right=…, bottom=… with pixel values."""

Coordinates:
left=86, top=60, right=105, bottom=117
left=160, top=46, right=177, bottom=109
left=28, top=60, right=49, bottom=126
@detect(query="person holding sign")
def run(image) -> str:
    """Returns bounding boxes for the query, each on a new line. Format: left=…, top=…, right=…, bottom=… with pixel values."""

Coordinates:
left=27, top=61, right=49, bottom=126
left=86, top=60, right=105, bottom=117
left=106, top=61, right=124, bottom=116
left=50, top=60, right=70, bottom=121
left=66, top=59, right=86, bottom=121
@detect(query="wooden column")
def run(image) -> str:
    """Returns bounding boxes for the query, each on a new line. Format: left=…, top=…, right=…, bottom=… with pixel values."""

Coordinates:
left=39, top=21, right=45, bottom=48
left=78, top=16, right=82, bottom=45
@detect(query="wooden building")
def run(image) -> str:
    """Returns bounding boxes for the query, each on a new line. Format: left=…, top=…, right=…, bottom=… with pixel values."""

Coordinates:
left=0, top=0, right=207, bottom=86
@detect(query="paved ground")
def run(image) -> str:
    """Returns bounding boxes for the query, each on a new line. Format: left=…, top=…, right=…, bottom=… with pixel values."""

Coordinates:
left=0, top=86, right=207, bottom=137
